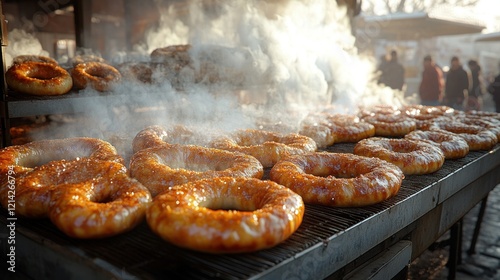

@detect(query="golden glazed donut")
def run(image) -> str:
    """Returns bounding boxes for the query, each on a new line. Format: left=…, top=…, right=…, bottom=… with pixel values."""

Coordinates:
left=298, top=123, right=335, bottom=148
left=410, top=116, right=452, bottom=130
left=270, top=152, right=404, bottom=207
left=0, top=138, right=123, bottom=217
left=361, top=114, right=416, bottom=137
left=150, top=44, right=192, bottom=64
left=256, top=120, right=297, bottom=134
left=353, top=137, right=445, bottom=175
left=146, top=177, right=304, bottom=253
left=9, top=123, right=45, bottom=139
left=210, top=129, right=317, bottom=168
left=132, top=125, right=170, bottom=153
left=0, top=136, right=120, bottom=175
left=6, top=61, right=73, bottom=96
left=402, top=105, right=456, bottom=130
left=12, top=55, right=58, bottom=65
left=298, top=113, right=339, bottom=148
left=322, top=114, right=375, bottom=143
left=0, top=137, right=122, bottom=180
left=71, top=62, right=121, bottom=92
left=457, top=117, right=500, bottom=141
left=129, top=144, right=264, bottom=197
left=464, top=114, right=500, bottom=125
left=404, top=130, right=469, bottom=159
left=132, top=125, right=205, bottom=153
left=431, top=122, right=498, bottom=151
left=358, top=105, right=401, bottom=118
left=117, top=62, right=154, bottom=83
left=71, top=54, right=107, bottom=66
left=48, top=159, right=152, bottom=239
left=466, top=110, right=500, bottom=121
left=402, top=105, right=455, bottom=117
left=298, top=113, right=375, bottom=147
left=9, top=122, right=51, bottom=145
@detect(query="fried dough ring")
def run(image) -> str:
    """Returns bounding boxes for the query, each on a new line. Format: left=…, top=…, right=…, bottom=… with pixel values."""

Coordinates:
left=410, top=116, right=451, bottom=130
left=457, top=117, right=500, bottom=141
left=129, top=144, right=264, bottom=197
left=6, top=62, right=73, bottom=96
left=132, top=125, right=170, bottom=153
left=298, top=113, right=374, bottom=147
left=270, top=152, right=404, bottom=207
left=0, top=137, right=122, bottom=178
left=71, top=62, right=121, bottom=92
left=210, top=129, right=317, bottom=168
left=71, top=54, right=106, bottom=66
left=361, top=114, right=416, bottom=137
left=466, top=110, right=500, bottom=121
left=150, top=44, right=191, bottom=64
left=256, top=120, right=296, bottom=134
left=147, top=177, right=304, bottom=253
left=403, top=106, right=452, bottom=126
left=0, top=138, right=123, bottom=217
left=353, top=137, right=445, bottom=175
left=431, top=122, right=498, bottom=151
left=322, top=114, right=375, bottom=143
left=118, top=62, right=154, bottom=83
left=11, top=159, right=128, bottom=219
left=402, top=105, right=455, bottom=117
left=12, top=55, right=58, bottom=65
left=298, top=113, right=338, bottom=148
left=298, top=123, right=335, bottom=148
left=404, top=130, right=469, bottom=159
left=48, top=160, right=152, bottom=239
left=358, top=105, right=401, bottom=118
left=132, top=125, right=203, bottom=153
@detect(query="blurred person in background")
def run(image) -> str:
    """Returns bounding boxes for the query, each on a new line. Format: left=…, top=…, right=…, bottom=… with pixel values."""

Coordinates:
left=487, top=64, right=500, bottom=113
left=467, top=59, right=483, bottom=111
left=377, top=54, right=388, bottom=85
left=444, top=56, right=469, bottom=110
left=419, top=55, right=444, bottom=106
left=378, top=50, right=405, bottom=91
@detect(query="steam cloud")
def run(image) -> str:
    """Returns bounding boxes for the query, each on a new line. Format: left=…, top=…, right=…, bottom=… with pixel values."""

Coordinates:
left=7, top=0, right=405, bottom=160
left=5, top=29, right=50, bottom=67
left=134, top=0, right=403, bottom=119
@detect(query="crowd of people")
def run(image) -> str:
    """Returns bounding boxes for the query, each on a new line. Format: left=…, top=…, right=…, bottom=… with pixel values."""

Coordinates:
left=377, top=50, right=500, bottom=113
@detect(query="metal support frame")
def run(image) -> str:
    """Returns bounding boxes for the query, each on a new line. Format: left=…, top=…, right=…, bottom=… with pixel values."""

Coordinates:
left=467, top=195, right=489, bottom=255
left=447, top=219, right=463, bottom=280
left=0, top=0, right=93, bottom=148
left=439, top=194, right=489, bottom=278
left=439, top=194, right=490, bottom=279
left=0, top=0, right=9, bottom=148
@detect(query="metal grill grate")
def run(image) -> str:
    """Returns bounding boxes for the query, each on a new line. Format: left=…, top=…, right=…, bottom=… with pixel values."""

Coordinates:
left=2, top=143, right=494, bottom=279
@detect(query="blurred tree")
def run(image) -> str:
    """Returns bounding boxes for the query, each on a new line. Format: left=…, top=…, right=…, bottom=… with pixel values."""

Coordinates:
left=362, top=0, right=479, bottom=14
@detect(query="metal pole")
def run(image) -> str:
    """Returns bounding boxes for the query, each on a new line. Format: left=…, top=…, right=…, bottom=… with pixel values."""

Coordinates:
left=73, top=0, right=92, bottom=49
left=0, top=0, right=10, bottom=148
